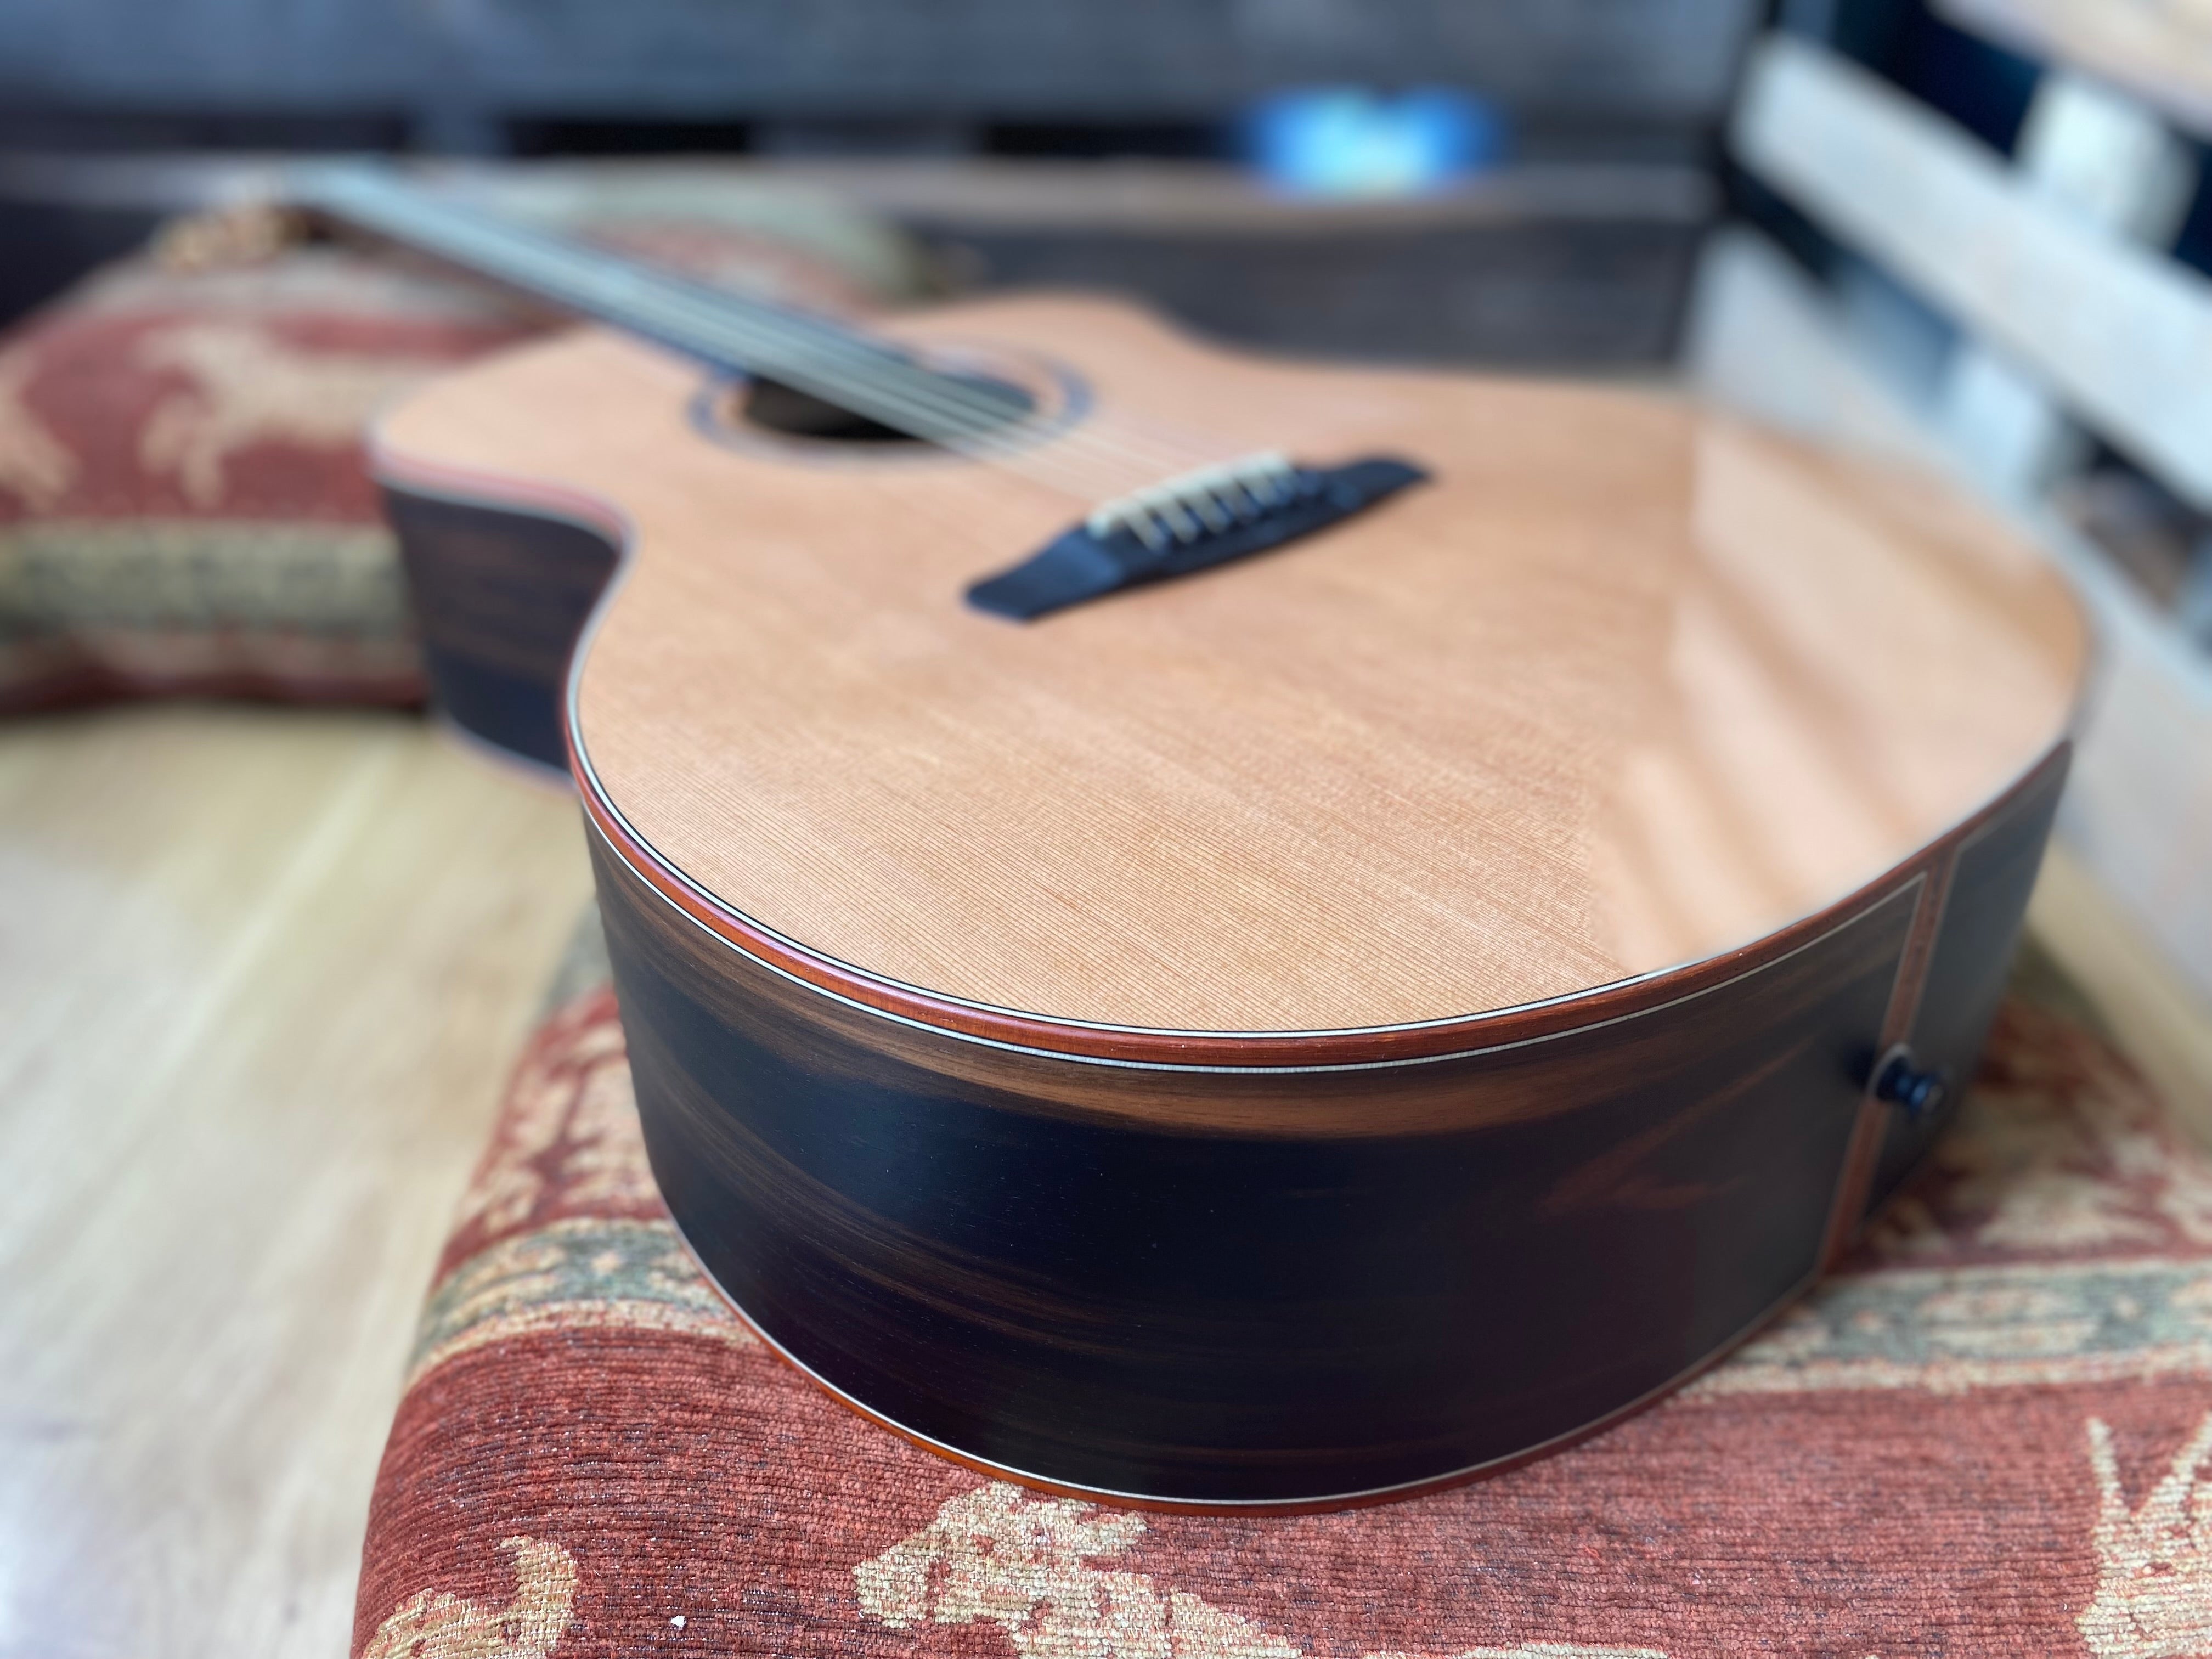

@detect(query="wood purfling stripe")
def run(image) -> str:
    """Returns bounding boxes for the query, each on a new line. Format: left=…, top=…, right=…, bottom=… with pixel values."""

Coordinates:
left=573, top=740, right=2073, bottom=1071
left=1818, top=861, right=1944, bottom=1268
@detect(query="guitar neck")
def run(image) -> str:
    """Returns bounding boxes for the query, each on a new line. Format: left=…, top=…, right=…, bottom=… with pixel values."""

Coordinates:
left=302, top=166, right=998, bottom=444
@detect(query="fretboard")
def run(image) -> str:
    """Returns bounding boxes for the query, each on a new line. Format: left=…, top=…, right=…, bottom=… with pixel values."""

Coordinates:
left=302, top=165, right=1019, bottom=446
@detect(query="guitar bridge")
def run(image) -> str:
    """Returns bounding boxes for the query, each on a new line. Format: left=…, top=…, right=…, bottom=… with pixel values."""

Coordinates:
left=966, top=452, right=1429, bottom=620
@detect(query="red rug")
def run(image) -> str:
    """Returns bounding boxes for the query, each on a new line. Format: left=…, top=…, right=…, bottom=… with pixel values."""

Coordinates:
left=355, top=958, right=2212, bottom=1658
left=0, top=190, right=921, bottom=713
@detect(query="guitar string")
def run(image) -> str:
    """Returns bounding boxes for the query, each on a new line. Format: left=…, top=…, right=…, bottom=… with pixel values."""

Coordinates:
left=325, top=177, right=1344, bottom=557
left=331, top=181, right=1229, bottom=506
left=503, top=224, right=1215, bottom=483
left=585, top=274, right=1218, bottom=497
left=602, top=273, right=1204, bottom=489
left=316, top=178, right=1082, bottom=462
left=488, top=246, right=1188, bottom=503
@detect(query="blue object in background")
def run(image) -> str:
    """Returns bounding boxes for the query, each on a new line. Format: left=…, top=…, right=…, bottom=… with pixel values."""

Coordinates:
left=1244, top=88, right=1503, bottom=198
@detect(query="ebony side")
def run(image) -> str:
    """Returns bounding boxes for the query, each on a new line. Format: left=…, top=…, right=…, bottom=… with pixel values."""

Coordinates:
left=382, top=486, right=619, bottom=772
left=585, top=758, right=2066, bottom=1507
left=1864, top=758, right=2067, bottom=1211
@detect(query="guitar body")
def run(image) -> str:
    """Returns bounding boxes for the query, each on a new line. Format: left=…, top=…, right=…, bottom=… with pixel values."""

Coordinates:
left=373, top=294, right=2085, bottom=1509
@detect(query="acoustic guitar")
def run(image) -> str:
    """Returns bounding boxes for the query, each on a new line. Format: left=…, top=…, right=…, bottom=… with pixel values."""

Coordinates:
left=323, top=167, right=2088, bottom=1509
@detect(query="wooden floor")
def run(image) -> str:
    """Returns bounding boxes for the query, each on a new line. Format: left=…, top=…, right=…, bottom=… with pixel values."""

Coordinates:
left=0, top=703, right=2207, bottom=1659
left=2030, top=838, right=2212, bottom=1146
left=0, top=704, right=591, bottom=1659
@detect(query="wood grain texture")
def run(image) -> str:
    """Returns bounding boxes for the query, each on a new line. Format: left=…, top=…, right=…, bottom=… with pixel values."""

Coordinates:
left=0, top=704, right=590, bottom=1659
left=580, top=752, right=2069, bottom=1504
left=1684, top=199, right=2212, bottom=1130
left=374, top=298, right=2083, bottom=1036
left=386, top=486, right=619, bottom=774
left=593, top=813, right=1920, bottom=1505
left=1867, top=747, right=2069, bottom=1207
left=1686, top=220, right=2212, bottom=1009
left=370, top=286, right=2085, bottom=1504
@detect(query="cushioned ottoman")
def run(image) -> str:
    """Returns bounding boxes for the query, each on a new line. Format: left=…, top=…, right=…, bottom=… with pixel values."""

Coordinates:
left=0, top=175, right=925, bottom=712
left=354, top=922, right=2212, bottom=1658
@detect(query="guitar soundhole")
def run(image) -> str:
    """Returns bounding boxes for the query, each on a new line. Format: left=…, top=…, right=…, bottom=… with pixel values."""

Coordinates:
left=694, top=343, right=1085, bottom=462
left=741, top=374, right=1034, bottom=445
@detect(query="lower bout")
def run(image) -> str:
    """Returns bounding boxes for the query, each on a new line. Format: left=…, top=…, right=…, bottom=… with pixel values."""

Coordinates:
left=591, top=750, right=2066, bottom=1508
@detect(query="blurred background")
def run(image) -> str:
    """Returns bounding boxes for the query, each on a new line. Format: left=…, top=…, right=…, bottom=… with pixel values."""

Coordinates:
left=5, top=4, right=2212, bottom=1655
left=6, top=0, right=2212, bottom=599
left=0, top=0, right=2151, bottom=349
left=0, top=0, right=1754, bottom=362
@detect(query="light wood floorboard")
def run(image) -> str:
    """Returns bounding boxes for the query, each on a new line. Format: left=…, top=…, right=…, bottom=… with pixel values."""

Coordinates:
left=2028, top=840, right=2212, bottom=1146
left=0, top=704, right=590, bottom=1659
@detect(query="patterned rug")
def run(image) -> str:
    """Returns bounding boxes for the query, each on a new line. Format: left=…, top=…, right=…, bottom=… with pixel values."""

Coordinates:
left=354, top=935, right=2212, bottom=1658
left=0, top=181, right=925, bottom=713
